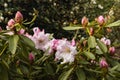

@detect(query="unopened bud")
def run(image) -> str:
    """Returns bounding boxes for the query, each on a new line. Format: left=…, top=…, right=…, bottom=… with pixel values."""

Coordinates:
left=89, top=27, right=94, bottom=35
left=97, top=15, right=105, bottom=26
left=100, top=58, right=108, bottom=68
left=7, top=19, right=15, bottom=29
left=109, top=47, right=115, bottom=55
left=81, top=16, right=88, bottom=27
left=15, top=11, right=23, bottom=23
left=29, top=53, right=35, bottom=63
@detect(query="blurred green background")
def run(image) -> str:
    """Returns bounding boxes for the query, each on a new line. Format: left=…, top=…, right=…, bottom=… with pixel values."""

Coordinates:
left=0, top=0, right=119, bottom=39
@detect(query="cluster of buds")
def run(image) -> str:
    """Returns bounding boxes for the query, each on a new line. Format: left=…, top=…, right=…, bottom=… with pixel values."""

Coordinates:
left=6, top=11, right=23, bottom=30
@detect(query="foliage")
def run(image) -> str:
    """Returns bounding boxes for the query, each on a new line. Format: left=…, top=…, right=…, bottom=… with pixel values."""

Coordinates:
left=0, top=10, right=120, bottom=80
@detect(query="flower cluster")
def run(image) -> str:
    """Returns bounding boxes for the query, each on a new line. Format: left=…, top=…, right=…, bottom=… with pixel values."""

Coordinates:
left=25, top=27, right=77, bottom=64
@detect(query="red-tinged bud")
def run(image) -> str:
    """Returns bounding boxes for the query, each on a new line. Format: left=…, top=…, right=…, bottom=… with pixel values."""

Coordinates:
left=7, top=19, right=15, bottom=29
left=0, top=26, right=2, bottom=31
left=29, top=53, right=35, bottom=63
left=89, top=27, right=94, bottom=35
left=15, top=11, right=23, bottom=23
left=97, top=15, right=105, bottom=26
left=109, top=47, right=115, bottom=55
left=100, top=58, right=108, bottom=68
left=81, top=16, right=88, bottom=27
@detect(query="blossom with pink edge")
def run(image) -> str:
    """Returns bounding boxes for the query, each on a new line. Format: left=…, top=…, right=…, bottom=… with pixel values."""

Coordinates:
left=32, top=27, right=50, bottom=51
left=100, top=58, right=108, bottom=68
left=43, top=39, right=59, bottom=54
left=15, top=11, right=23, bottom=23
left=55, top=39, right=77, bottom=64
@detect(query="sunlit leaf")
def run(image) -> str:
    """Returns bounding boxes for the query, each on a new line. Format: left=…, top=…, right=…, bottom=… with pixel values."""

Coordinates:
left=9, top=35, right=19, bottom=54
left=97, top=40, right=107, bottom=53
left=83, top=51, right=95, bottom=59
left=63, top=26, right=83, bottom=30
left=19, top=35, right=35, bottom=48
left=88, top=36, right=97, bottom=48
left=105, top=20, right=120, bottom=27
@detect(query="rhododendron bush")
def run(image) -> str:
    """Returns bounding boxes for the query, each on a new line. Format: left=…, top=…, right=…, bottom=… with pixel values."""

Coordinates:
left=0, top=11, right=120, bottom=80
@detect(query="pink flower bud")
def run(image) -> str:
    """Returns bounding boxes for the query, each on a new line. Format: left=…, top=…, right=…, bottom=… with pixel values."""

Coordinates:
left=15, top=11, right=23, bottom=23
left=97, top=15, right=105, bottom=26
left=29, top=53, right=35, bottom=63
left=71, top=39, right=75, bottom=46
left=105, top=39, right=111, bottom=46
left=18, top=29, right=25, bottom=35
left=100, top=58, right=108, bottom=68
left=81, top=16, right=88, bottom=27
left=7, top=19, right=15, bottom=29
left=89, top=27, right=94, bottom=35
left=109, top=47, right=115, bottom=55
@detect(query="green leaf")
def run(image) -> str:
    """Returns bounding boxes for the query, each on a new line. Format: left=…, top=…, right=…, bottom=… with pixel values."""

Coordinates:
left=97, top=40, right=107, bottom=53
left=20, top=65, right=29, bottom=75
left=58, top=67, right=74, bottom=80
left=83, top=51, right=95, bottom=60
left=9, top=35, right=19, bottom=54
left=95, top=49, right=103, bottom=54
left=0, top=64, right=8, bottom=80
left=105, top=20, right=120, bottom=27
left=45, top=63, right=54, bottom=75
left=20, top=35, right=35, bottom=48
left=76, top=68, right=86, bottom=80
left=63, top=26, right=83, bottom=30
left=88, top=36, right=97, bottom=48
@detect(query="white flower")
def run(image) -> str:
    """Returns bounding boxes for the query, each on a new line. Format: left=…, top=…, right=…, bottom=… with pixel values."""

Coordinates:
left=55, top=39, right=77, bottom=64
left=32, top=27, right=50, bottom=50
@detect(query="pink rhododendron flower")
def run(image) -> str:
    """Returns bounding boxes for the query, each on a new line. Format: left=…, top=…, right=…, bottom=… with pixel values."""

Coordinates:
left=109, top=47, right=115, bottom=55
left=100, top=58, right=108, bottom=68
left=97, top=15, right=105, bottom=26
left=55, top=39, right=77, bottom=64
left=15, top=11, right=23, bottom=23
